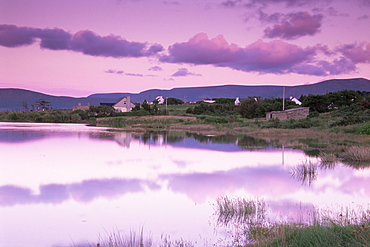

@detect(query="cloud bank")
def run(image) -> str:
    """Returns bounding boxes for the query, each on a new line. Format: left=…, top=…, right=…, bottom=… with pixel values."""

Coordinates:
left=172, top=68, right=202, bottom=77
left=221, top=0, right=326, bottom=8
left=1, top=24, right=369, bottom=77
left=0, top=24, right=163, bottom=58
left=263, top=12, right=323, bottom=39
left=161, top=33, right=364, bottom=76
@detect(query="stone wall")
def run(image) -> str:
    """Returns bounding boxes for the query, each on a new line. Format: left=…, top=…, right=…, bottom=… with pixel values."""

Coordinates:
left=266, top=107, right=309, bottom=120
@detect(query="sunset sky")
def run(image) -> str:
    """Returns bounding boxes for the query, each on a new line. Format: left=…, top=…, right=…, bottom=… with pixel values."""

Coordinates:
left=1, top=0, right=370, bottom=97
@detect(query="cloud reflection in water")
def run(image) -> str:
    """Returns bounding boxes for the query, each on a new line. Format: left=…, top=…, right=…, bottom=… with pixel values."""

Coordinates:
left=0, top=178, right=160, bottom=206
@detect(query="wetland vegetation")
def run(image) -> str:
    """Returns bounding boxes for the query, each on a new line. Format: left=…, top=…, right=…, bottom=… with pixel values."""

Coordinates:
left=213, top=197, right=370, bottom=247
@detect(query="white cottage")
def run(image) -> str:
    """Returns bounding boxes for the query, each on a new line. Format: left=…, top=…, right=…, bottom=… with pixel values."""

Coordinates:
left=113, top=96, right=135, bottom=112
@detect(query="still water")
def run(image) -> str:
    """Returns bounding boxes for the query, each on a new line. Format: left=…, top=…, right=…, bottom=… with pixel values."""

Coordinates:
left=0, top=122, right=369, bottom=247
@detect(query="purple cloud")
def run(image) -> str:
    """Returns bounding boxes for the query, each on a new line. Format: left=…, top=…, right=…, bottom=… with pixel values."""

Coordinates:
left=125, top=73, right=144, bottom=77
left=358, top=14, right=369, bottom=20
left=161, top=33, right=243, bottom=64
left=264, top=12, right=323, bottom=39
left=105, top=69, right=124, bottom=74
left=338, top=42, right=370, bottom=63
left=0, top=24, right=71, bottom=49
left=148, top=66, right=163, bottom=71
left=0, top=24, right=163, bottom=58
left=161, top=33, right=364, bottom=76
left=70, top=30, right=163, bottom=57
left=162, top=1, right=180, bottom=6
left=258, top=11, right=283, bottom=23
left=221, top=0, right=327, bottom=8
left=291, top=57, right=357, bottom=76
left=161, top=33, right=317, bottom=74
left=171, top=68, right=201, bottom=77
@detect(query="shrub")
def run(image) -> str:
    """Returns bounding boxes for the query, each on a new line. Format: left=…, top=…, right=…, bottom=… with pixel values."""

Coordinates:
left=308, top=111, right=319, bottom=118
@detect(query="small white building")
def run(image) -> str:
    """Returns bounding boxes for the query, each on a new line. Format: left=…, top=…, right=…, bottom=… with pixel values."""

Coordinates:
left=113, top=96, right=135, bottom=112
left=290, top=96, right=302, bottom=105
left=153, top=96, right=165, bottom=104
left=235, top=97, right=240, bottom=106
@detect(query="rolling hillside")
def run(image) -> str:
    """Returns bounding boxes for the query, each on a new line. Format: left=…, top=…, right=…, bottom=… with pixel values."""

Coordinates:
left=1, top=78, right=369, bottom=111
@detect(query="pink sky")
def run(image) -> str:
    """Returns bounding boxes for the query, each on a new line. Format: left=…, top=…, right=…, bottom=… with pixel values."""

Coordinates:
left=0, top=0, right=370, bottom=97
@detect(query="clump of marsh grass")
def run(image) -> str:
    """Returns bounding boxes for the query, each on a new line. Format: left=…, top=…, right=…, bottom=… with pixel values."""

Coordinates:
left=160, top=234, right=195, bottom=247
left=72, top=229, right=197, bottom=247
left=215, top=196, right=266, bottom=226
left=343, top=146, right=370, bottom=162
left=318, top=152, right=338, bottom=169
left=100, top=228, right=152, bottom=247
left=291, top=160, right=318, bottom=186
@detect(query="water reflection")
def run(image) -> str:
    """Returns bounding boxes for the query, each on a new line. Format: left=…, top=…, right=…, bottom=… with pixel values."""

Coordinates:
left=0, top=178, right=160, bottom=206
left=88, top=130, right=272, bottom=151
left=291, top=161, right=318, bottom=186
left=0, top=123, right=369, bottom=247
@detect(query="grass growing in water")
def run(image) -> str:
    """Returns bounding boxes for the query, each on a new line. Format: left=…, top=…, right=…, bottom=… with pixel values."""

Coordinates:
left=214, top=196, right=370, bottom=247
left=72, top=228, right=195, bottom=247
left=215, top=196, right=266, bottom=226
left=318, top=152, right=338, bottom=169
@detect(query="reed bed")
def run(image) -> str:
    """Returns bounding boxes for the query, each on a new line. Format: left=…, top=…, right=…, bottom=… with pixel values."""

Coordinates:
left=214, top=196, right=370, bottom=247
left=318, top=152, right=338, bottom=169
left=215, top=196, right=266, bottom=226
left=72, top=229, right=195, bottom=247
left=343, top=146, right=370, bottom=162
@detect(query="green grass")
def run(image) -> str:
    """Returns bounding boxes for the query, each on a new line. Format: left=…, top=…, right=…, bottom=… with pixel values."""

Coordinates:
left=248, top=222, right=370, bottom=247
left=157, top=104, right=193, bottom=116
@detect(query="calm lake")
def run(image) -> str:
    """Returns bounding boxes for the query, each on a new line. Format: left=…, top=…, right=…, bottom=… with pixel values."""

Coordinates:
left=0, top=122, right=369, bottom=247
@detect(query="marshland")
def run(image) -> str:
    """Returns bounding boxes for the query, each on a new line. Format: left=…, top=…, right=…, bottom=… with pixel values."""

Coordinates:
left=0, top=90, right=369, bottom=246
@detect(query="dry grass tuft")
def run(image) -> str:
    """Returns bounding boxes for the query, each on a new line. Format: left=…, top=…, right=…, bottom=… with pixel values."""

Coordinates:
left=343, top=146, right=370, bottom=162
left=319, top=152, right=338, bottom=169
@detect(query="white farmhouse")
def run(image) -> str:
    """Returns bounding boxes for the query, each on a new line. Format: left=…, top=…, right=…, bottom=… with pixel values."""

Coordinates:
left=113, top=96, right=135, bottom=112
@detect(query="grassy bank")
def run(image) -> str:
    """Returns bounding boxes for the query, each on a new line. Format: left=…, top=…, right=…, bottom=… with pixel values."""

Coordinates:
left=2, top=108, right=370, bottom=164
left=94, top=111, right=370, bottom=165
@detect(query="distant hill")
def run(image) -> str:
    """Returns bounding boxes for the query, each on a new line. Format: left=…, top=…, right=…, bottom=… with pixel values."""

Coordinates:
left=0, top=89, right=113, bottom=111
left=1, top=78, right=369, bottom=111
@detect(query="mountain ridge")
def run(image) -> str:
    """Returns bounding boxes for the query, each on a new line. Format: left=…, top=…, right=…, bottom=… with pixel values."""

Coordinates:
left=1, top=78, right=369, bottom=111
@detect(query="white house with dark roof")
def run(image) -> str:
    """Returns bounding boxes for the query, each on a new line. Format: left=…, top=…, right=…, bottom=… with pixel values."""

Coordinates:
left=112, top=96, right=135, bottom=112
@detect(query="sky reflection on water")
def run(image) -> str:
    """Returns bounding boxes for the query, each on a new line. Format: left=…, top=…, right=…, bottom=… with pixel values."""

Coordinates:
left=0, top=122, right=369, bottom=247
